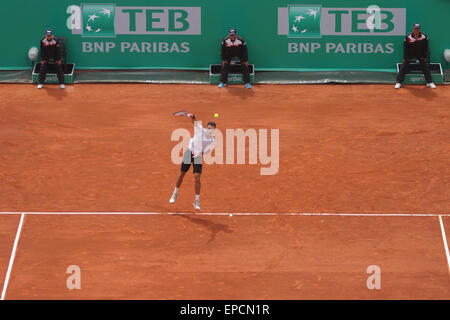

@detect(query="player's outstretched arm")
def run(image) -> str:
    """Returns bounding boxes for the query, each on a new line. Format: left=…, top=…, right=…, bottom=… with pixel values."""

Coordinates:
left=189, top=114, right=203, bottom=129
left=189, top=113, right=204, bottom=157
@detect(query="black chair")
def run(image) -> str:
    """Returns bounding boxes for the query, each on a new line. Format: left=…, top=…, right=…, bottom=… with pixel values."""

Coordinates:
left=401, top=50, right=436, bottom=74
left=229, top=57, right=241, bottom=66
left=396, top=50, right=443, bottom=83
left=217, top=57, right=254, bottom=74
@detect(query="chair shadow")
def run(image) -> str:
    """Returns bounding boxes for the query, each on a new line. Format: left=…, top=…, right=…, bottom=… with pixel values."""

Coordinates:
left=402, top=85, right=438, bottom=99
left=44, top=86, right=68, bottom=100
left=225, top=85, right=255, bottom=100
left=176, top=214, right=233, bottom=244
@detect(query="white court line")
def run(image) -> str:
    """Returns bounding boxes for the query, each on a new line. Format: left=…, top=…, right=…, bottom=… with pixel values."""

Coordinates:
left=0, top=211, right=449, bottom=217
left=1, top=213, right=25, bottom=300
left=438, top=216, right=450, bottom=275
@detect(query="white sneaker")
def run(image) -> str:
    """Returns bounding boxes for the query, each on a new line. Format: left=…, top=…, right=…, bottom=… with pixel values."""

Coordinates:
left=60, top=84, right=66, bottom=89
left=37, top=84, right=43, bottom=89
left=193, top=200, right=200, bottom=210
left=169, top=193, right=178, bottom=203
left=427, top=83, right=436, bottom=89
left=394, top=83, right=402, bottom=89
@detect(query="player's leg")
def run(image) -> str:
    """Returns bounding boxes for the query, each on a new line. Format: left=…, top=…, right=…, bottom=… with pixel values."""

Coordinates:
left=170, top=171, right=187, bottom=203
left=175, top=171, right=187, bottom=188
left=38, top=61, right=48, bottom=88
left=193, top=173, right=201, bottom=210
left=169, top=149, right=191, bottom=203
left=192, top=155, right=202, bottom=210
left=395, top=60, right=410, bottom=88
left=419, top=58, right=436, bottom=88
left=219, top=61, right=230, bottom=88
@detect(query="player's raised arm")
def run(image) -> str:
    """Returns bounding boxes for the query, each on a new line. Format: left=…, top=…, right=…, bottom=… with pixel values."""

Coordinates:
left=188, top=113, right=196, bottom=123
left=188, top=114, right=205, bottom=131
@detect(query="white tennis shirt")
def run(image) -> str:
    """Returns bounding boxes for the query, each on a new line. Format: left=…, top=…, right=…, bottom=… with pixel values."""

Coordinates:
left=189, top=122, right=215, bottom=156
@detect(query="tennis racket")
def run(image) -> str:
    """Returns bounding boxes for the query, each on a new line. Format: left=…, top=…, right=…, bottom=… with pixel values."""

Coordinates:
left=173, top=110, right=193, bottom=118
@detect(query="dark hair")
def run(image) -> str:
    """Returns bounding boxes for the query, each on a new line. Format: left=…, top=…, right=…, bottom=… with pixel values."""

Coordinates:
left=207, top=121, right=216, bottom=128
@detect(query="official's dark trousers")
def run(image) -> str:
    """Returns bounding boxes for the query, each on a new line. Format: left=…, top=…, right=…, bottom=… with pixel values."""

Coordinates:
left=39, top=61, right=65, bottom=84
left=220, top=59, right=250, bottom=84
left=397, top=58, right=432, bottom=84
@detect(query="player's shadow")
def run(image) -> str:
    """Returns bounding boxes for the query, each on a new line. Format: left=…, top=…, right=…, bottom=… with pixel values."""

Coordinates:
left=44, top=86, right=68, bottom=100
left=176, top=214, right=233, bottom=244
left=403, top=85, right=438, bottom=99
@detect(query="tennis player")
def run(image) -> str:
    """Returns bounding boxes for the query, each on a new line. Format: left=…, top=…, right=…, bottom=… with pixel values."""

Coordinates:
left=169, top=114, right=216, bottom=210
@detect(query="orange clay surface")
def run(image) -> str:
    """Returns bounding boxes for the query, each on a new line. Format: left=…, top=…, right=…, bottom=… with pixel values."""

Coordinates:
left=0, top=83, right=449, bottom=299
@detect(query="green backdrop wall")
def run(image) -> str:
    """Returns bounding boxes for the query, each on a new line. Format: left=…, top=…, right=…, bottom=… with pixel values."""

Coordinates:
left=1, top=0, right=449, bottom=70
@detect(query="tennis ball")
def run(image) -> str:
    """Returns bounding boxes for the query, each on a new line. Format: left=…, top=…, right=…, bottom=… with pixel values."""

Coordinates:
left=214, top=113, right=219, bottom=118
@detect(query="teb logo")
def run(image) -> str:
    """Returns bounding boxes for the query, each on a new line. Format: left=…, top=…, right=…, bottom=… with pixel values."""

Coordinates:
left=278, top=6, right=406, bottom=37
left=70, top=4, right=201, bottom=35
left=82, top=4, right=115, bottom=37
left=288, top=5, right=321, bottom=38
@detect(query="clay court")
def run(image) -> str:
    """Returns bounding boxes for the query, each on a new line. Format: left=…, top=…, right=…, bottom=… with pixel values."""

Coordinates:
left=0, top=83, right=449, bottom=299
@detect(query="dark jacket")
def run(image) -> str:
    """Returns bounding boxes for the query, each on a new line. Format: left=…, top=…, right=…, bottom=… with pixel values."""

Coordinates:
left=403, top=32, right=429, bottom=60
left=221, top=36, right=248, bottom=62
left=40, top=36, right=61, bottom=61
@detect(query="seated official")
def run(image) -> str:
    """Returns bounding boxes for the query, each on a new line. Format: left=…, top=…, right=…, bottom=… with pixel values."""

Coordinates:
left=395, top=23, right=436, bottom=89
left=218, top=28, right=251, bottom=89
left=37, top=29, right=65, bottom=89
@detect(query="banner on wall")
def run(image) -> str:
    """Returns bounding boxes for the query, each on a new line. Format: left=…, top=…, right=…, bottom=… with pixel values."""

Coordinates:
left=71, top=4, right=201, bottom=53
left=69, top=3, right=407, bottom=61
left=3, top=0, right=447, bottom=70
left=277, top=5, right=406, bottom=55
